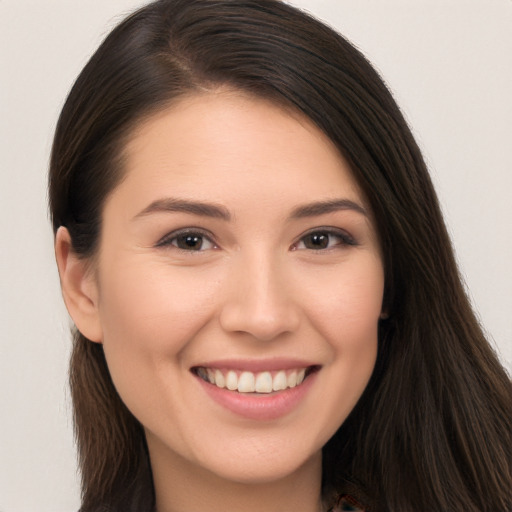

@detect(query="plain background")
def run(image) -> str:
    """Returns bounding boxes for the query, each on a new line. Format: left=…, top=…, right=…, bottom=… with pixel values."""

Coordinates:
left=1, top=1, right=511, bottom=510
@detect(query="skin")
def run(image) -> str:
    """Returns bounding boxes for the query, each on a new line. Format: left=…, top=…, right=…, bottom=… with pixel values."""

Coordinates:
left=56, top=90, right=385, bottom=512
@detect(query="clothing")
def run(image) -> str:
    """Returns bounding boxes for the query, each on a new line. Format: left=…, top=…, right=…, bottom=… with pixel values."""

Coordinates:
left=333, top=494, right=366, bottom=512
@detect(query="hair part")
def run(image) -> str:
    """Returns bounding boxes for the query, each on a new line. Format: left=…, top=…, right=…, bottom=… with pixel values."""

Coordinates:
left=49, top=1, right=512, bottom=511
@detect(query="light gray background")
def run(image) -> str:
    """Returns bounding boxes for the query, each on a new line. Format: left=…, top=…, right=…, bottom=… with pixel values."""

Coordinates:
left=1, top=1, right=511, bottom=511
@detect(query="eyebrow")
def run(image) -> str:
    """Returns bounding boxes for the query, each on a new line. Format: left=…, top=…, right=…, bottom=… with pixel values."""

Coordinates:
left=133, top=197, right=367, bottom=222
left=134, top=198, right=231, bottom=221
left=290, top=199, right=367, bottom=218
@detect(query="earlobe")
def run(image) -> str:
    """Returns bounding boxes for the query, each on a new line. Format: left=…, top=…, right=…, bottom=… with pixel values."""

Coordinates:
left=55, top=227, right=103, bottom=343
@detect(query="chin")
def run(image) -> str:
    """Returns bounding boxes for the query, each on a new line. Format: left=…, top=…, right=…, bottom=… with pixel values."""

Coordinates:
left=201, top=450, right=321, bottom=486
left=186, top=433, right=324, bottom=486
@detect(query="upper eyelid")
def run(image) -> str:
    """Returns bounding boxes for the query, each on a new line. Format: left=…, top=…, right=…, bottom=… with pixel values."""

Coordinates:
left=155, top=227, right=217, bottom=247
left=154, top=225, right=356, bottom=249
left=294, top=226, right=356, bottom=243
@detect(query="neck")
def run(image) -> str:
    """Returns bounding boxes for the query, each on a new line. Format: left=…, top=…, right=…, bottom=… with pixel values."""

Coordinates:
left=148, top=435, right=324, bottom=512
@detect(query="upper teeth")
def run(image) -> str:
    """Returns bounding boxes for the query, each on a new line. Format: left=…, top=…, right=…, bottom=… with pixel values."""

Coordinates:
left=196, top=368, right=307, bottom=393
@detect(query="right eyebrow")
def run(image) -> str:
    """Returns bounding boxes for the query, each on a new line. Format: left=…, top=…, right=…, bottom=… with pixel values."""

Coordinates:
left=132, top=197, right=232, bottom=221
left=289, top=198, right=368, bottom=219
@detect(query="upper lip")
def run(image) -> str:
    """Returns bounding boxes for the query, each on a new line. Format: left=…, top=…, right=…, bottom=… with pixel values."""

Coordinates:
left=191, top=358, right=319, bottom=373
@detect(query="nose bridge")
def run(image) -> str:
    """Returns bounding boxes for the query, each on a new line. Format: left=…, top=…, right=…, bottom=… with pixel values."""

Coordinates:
left=219, top=248, right=300, bottom=341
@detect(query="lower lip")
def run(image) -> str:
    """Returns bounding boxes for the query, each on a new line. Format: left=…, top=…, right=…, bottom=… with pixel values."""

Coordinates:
left=194, top=371, right=318, bottom=421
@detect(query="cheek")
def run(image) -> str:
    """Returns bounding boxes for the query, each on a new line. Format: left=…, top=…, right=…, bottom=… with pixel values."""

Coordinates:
left=95, top=260, right=221, bottom=409
left=304, top=255, right=384, bottom=352
left=97, top=260, right=219, bottom=349
left=310, top=258, right=383, bottom=432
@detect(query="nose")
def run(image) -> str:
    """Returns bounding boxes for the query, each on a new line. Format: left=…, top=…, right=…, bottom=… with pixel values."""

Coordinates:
left=219, top=254, right=301, bottom=341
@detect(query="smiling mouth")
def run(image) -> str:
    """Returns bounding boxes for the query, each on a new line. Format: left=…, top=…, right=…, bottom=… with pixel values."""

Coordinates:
left=192, top=366, right=319, bottom=394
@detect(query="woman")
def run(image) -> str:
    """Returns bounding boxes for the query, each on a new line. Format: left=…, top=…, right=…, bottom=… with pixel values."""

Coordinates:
left=49, top=1, right=512, bottom=511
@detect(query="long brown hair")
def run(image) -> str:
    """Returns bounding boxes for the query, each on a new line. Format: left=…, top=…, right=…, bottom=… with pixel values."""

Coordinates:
left=49, top=1, right=512, bottom=511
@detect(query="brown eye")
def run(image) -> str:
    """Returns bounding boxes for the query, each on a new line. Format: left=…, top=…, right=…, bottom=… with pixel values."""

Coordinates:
left=302, top=232, right=331, bottom=249
left=294, top=229, right=356, bottom=251
left=157, top=230, right=216, bottom=251
left=174, top=234, right=205, bottom=250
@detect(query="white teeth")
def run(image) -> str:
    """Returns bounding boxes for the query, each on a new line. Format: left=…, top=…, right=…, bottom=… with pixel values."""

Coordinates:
left=226, top=370, right=238, bottom=391
left=214, top=369, right=225, bottom=388
left=197, top=367, right=311, bottom=393
left=272, top=370, right=287, bottom=391
left=255, top=371, right=273, bottom=393
left=287, top=371, right=298, bottom=388
left=238, top=372, right=255, bottom=393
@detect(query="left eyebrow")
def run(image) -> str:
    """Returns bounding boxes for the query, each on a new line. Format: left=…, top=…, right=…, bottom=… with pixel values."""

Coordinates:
left=133, top=198, right=231, bottom=221
left=289, top=199, right=368, bottom=219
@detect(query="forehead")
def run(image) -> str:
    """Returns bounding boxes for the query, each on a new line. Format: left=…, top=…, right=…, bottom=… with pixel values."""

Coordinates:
left=113, top=90, right=366, bottom=215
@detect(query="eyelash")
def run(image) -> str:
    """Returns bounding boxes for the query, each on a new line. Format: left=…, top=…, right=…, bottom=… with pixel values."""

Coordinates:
left=291, top=227, right=357, bottom=251
left=156, top=227, right=357, bottom=252
left=156, top=228, right=217, bottom=252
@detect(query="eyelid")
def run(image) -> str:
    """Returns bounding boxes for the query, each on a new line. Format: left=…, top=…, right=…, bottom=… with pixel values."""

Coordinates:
left=155, top=227, right=218, bottom=249
left=291, top=226, right=357, bottom=250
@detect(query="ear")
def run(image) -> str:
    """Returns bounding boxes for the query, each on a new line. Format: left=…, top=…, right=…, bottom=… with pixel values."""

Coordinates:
left=55, top=227, right=103, bottom=343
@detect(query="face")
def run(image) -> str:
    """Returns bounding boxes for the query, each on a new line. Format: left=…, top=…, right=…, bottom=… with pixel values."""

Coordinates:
left=90, top=91, right=384, bottom=485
